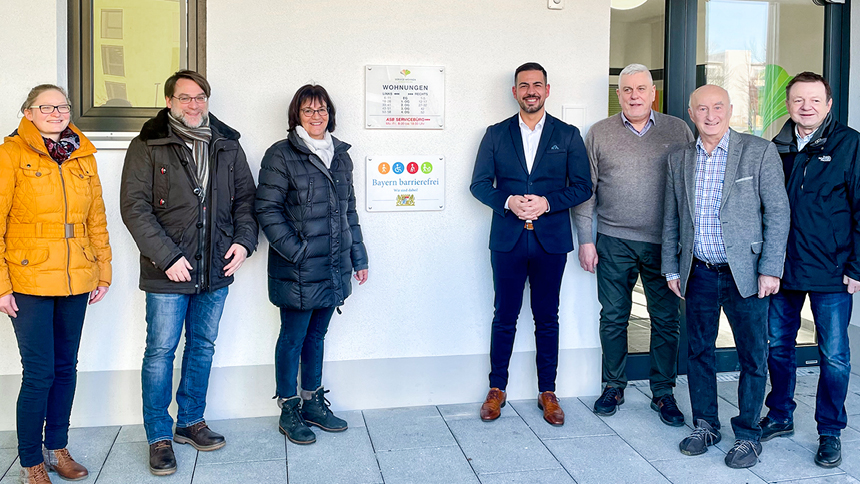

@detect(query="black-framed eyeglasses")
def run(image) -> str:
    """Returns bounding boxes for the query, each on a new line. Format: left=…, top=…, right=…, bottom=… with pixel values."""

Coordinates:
left=31, top=104, right=72, bottom=114
left=172, top=95, right=208, bottom=104
left=301, top=107, right=329, bottom=117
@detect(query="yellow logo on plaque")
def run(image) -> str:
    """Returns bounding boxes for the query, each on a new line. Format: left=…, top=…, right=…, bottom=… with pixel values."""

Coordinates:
left=396, top=194, right=415, bottom=207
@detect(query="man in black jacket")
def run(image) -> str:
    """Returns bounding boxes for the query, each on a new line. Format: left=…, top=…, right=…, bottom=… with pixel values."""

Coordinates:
left=761, top=72, right=860, bottom=469
left=120, top=70, right=258, bottom=476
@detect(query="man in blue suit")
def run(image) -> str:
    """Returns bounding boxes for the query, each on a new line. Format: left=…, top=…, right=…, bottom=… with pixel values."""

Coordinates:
left=470, top=62, right=592, bottom=426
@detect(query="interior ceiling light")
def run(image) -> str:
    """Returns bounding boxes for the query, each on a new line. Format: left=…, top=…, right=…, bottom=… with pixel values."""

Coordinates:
left=611, top=0, right=648, bottom=10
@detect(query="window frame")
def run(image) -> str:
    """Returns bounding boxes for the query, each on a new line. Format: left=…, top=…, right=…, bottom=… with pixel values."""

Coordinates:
left=68, top=0, right=206, bottom=132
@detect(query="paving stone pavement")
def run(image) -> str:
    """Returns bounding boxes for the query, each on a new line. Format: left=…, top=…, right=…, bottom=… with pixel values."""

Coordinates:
left=3, top=370, right=860, bottom=483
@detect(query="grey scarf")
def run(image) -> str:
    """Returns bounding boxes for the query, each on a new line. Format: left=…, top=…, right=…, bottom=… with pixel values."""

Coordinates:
left=168, top=113, right=212, bottom=198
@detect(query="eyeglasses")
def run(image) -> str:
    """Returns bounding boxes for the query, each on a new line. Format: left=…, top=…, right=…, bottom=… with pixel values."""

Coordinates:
left=172, top=95, right=208, bottom=104
left=31, top=104, right=71, bottom=114
left=301, top=107, right=329, bottom=117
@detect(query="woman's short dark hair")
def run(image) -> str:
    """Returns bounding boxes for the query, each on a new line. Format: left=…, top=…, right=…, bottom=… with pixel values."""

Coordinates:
left=164, top=70, right=211, bottom=99
left=287, top=84, right=336, bottom=133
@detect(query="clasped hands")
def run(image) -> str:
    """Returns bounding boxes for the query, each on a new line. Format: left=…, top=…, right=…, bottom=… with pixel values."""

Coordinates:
left=508, top=194, right=548, bottom=221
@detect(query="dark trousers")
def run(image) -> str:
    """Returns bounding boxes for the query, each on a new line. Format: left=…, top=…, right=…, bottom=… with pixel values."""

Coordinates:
left=10, top=293, right=89, bottom=467
left=489, top=230, right=566, bottom=392
left=275, top=307, right=336, bottom=398
left=766, top=289, right=852, bottom=436
left=595, top=234, right=681, bottom=397
left=685, top=260, right=768, bottom=442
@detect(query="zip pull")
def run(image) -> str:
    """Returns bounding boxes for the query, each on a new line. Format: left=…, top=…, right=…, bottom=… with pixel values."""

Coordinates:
left=336, top=307, right=342, bottom=315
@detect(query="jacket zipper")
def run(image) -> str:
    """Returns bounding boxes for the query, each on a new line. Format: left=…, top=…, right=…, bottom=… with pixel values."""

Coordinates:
left=58, top=165, right=74, bottom=295
left=203, top=137, right=225, bottom=292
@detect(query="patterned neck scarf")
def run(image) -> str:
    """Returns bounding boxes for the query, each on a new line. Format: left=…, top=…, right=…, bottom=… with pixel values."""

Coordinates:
left=43, top=127, right=80, bottom=164
left=167, top=113, right=212, bottom=198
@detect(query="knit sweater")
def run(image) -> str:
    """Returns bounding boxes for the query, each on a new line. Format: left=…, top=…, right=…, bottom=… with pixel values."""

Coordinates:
left=574, top=112, right=694, bottom=245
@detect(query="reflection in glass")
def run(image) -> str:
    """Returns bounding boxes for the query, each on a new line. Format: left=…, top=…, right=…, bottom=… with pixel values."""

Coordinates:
left=609, top=0, right=665, bottom=115
left=92, top=0, right=186, bottom=107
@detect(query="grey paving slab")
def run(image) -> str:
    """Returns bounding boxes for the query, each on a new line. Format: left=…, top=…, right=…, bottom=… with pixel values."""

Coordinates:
left=96, top=441, right=197, bottom=484
left=191, top=459, right=287, bottom=484
left=476, top=468, right=575, bottom=484
left=194, top=416, right=284, bottom=465
left=789, top=400, right=860, bottom=452
left=363, top=405, right=456, bottom=451
left=287, top=426, right=381, bottom=484
left=509, top=398, right=614, bottom=440
left=376, top=446, right=478, bottom=484
left=832, top=438, right=860, bottom=481
left=64, top=425, right=121, bottom=482
left=776, top=475, right=859, bottom=484
left=438, top=402, right=519, bottom=421
left=446, top=414, right=560, bottom=475
left=592, top=387, right=693, bottom=461
left=545, top=435, right=669, bottom=484
left=0, top=449, right=16, bottom=481
left=339, top=409, right=366, bottom=428
left=0, top=432, right=14, bottom=450
left=116, top=424, right=148, bottom=444
left=650, top=451, right=767, bottom=484
left=749, top=435, right=843, bottom=482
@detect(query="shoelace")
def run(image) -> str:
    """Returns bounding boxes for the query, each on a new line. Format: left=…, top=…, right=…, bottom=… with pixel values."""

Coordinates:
left=659, top=395, right=679, bottom=412
left=690, top=426, right=717, bottom=445
left=314, top=389, right=333, bottom=416
left=732, top=440, right=761, bottom=459
left=153, top=440, right=171, bottom=451
left=54, top=448, right=77, bottom=466
left=29, top=463, right=49, bottom=481
left=598, top=387, right=621, bottom=405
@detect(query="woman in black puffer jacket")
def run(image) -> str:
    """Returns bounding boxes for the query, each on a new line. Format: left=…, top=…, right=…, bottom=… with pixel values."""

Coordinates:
left=256, top=84, right=368, bottom=445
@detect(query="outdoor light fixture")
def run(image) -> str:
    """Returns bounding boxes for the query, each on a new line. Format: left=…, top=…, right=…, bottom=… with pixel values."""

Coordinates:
left=611, top=0, right=648, bottom=10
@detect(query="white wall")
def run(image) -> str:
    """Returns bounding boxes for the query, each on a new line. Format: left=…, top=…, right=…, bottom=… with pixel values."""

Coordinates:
left=0, top=0, right=610, bottom=429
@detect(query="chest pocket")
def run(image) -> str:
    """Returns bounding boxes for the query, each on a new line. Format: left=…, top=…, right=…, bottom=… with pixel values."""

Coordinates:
left=18, top=161, right=54, bottom=195
left=66, top=163, right=94, bottom=197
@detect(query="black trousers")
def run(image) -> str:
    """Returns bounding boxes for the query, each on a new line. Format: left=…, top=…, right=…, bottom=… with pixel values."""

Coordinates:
left=489, top=230, right=566, bottom=392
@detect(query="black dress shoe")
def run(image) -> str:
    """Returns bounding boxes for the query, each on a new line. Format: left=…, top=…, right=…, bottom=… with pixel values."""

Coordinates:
left=759, top=416, right=794, bottom=442
left=651, top=394, right=685, bottom=427
left=593, top=387, right=624, bottom=416
left=174, top=421, right=226, bottom=451
left=815, top=435, right=842, bottom=468
left=149, top=440, right=177, bottom=476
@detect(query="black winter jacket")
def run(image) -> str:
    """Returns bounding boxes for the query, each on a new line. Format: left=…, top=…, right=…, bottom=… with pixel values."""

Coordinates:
left=773, top=113, right=860, bottom=291
left=256, top=131, right=368, bottom=310
left=121, top=109, right=258, bottom=294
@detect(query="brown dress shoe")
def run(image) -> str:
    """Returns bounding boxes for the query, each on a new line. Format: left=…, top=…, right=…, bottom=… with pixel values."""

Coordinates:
left=42, top=448, right=88, bottom=481
left=538, top=391, right=565, bottom=426
left=19, top=462, right=52, bottom=484
left=480, top=388, right=507, bottom=421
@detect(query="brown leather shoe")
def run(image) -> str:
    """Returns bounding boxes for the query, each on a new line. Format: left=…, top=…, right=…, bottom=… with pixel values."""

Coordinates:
left=480, top=388, right=506, bottom=421
left=20, top=462, right=52, bottom=484
left=538, top=391, right=565, bottom=426
left=42, top=448, right=88, bottom=481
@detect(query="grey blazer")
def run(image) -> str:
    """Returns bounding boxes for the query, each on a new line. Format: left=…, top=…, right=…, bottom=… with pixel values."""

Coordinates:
left=661, top=129, right=790, bottom=298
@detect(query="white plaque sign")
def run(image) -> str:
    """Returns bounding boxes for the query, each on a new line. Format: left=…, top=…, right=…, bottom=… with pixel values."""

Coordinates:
left=366, top=155, right=444, bottom=212
left=365, top=65, right=444, bottom=129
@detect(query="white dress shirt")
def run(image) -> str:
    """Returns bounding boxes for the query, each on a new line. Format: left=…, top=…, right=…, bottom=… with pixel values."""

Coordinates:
left=519, top=112, right=547, bottom=173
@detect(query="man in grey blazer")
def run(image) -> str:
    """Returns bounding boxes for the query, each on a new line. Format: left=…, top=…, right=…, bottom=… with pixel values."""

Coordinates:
left=662, top=85, right=789, bottom=469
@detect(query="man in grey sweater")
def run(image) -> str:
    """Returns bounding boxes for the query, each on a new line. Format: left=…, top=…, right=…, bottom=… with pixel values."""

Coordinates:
left=574, top=64, right=693, bottom=425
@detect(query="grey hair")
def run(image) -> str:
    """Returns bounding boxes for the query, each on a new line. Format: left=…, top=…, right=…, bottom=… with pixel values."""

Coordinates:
left=618, top=64, right=653, bottom=85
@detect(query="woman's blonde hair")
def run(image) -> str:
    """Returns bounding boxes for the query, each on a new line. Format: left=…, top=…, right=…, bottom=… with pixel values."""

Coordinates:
left=20, top=84, right=70, bottom=114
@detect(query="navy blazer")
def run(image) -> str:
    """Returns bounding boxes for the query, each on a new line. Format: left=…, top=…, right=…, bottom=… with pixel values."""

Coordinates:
left=471, top=113, right=592, bottom=254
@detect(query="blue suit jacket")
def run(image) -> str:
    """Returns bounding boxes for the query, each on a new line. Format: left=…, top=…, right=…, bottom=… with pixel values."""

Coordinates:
left=470, top=113, right=592, bottom=254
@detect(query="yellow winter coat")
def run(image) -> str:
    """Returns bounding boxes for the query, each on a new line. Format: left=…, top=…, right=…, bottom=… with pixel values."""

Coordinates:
left=0, top=118, right=112, bottom=297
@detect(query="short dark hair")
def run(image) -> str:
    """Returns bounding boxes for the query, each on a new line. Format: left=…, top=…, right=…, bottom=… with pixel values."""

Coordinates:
left=164, top=70, right=211, bottom=99
left=514, top=62, right=547, bottom=84
left=786, top=71, right=831, bottom=102
left=287, top=84, right=337, bottom=133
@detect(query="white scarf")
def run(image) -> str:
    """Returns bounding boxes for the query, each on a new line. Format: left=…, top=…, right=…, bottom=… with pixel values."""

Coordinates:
left=296, top=126, right=334, bottom=169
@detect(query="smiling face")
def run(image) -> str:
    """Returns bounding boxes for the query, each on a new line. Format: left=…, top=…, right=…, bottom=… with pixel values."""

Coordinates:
left=617, top=70, right=656, bottom=124
left=512, top=69, right=549, bottom=116
left=787, top=81, right=832, bottom=137
left=24, top=89, right=71, bottom=141
left=166, top=78, right=209, bottom=128
left=688, top=85, right=732, bottom=142
left=299, top=98, right=329, bottom=140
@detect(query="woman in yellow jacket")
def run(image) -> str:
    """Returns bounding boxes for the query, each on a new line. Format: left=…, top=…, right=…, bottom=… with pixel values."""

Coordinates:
left=0, top=85, right=111, bottom=484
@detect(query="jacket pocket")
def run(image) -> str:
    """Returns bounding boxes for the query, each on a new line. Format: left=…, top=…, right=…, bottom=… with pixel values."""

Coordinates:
left=735, top=176, right=753, bottom=183
left=751, top=241, right=763, bottom=254
left=5, top=248, right=49, bottom=267
left=153, top=164, right=170, bottom=209
left=67, top=165, right=94, bottom=196
left=306, top=178, right=314, bottom=206
left=82, top=245, right=98, bottom=262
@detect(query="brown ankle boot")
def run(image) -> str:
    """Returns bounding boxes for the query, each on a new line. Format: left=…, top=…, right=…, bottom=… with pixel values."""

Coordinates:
left=19, top=462, right=52, bottom=484
left=42, top=448, right=88, bottom=480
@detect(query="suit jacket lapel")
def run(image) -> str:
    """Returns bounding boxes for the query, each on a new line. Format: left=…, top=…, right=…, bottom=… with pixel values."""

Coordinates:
left=684, top=145, right=697, bottom=227
left=531, top=115, right=555, bottom=173
left=721, top=130, right=742, bottom=211
left=508, top=117, right=528, bottom=174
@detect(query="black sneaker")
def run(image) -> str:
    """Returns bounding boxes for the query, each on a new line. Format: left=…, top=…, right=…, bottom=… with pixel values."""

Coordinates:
left=148, top=440, right=177, bottom=476
left=815, top=435, right=842, bottom=468
left=301, top=387, right=348, bottom=432
left=593, top=387, right=624, bottom=416
left=174, top=421, right=226, bottom=451
left=651, top=394, right=685, bottom=427
left=725, top=439, right=762, bottom=468
left=679, top=419, right=722, bottom=456
left=279, top=396, right=316, bottom=445
left=759, top=416, right=794, bottom=442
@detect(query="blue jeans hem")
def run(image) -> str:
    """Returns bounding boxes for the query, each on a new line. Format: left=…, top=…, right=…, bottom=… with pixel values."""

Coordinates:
left=176, top=417, right=205, bottom=429
left=147, top=436, right=174, bottom=446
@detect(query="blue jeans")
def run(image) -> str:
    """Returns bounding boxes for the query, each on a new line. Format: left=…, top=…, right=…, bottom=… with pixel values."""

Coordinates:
left=10, top=293, right=88, bottom=467
left=275, top=307, right=335, bottom=398
left=141, top=287, right=228, bottom=444
left=765, top=289, right=853, bottom=437
left=685, top=260, right=769, bottom=442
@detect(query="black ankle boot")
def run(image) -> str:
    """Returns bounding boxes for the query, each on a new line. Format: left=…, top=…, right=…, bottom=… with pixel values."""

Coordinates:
left=301, top=387, right=348, bottom=432
left=279, top=396, right=316, bottom=444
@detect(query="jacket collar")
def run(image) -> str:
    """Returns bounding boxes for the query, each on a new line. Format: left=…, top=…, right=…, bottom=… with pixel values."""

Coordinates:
left=7, top=117, right=96, bottom=160
left=772, top=111, right=834, bottom=154
left=139, top=108, right=241, bottom=144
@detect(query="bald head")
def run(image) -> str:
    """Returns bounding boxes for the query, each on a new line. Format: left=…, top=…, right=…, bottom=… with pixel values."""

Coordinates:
left=688, top=85, right=733, bottom=144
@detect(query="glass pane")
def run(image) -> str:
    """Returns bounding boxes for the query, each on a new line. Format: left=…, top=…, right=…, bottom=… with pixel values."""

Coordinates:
left=609, top=0, right=666, bottom=115
left=92, top=0, right=186, bottom=107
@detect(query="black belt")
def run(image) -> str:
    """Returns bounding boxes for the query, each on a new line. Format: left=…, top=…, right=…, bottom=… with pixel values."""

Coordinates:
left=694, top=257, right=729, bottom=271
